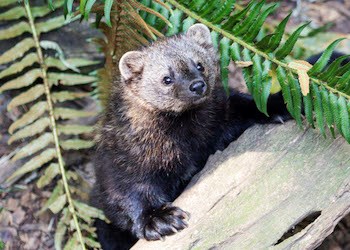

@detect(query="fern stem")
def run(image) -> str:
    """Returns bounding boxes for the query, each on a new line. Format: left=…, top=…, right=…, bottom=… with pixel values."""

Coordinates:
left=164, top=0, right=350, bottom=100
left=23, top=1, right=86, bottom=249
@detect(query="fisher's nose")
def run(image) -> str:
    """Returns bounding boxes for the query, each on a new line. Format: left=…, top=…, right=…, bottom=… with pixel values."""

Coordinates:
left=189, top=80, right=207, bottom=96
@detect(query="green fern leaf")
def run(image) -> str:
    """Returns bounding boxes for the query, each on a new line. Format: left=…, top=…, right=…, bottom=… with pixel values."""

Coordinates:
left=166, top=9, right=184, bottom=36
left=318, top=54, right=350, bottom=82
left=309, top=38, right=346, bottom=76
left=222, top=1, right=255, bottom=30
left=329, top=93, right=343, bottom=135
left=63, top=0, right=74, bottom=18
left=0, top=69, right=42, bottom=92
left=243, top=4, right=278, bottom=43
left=39, top=182, right=64, bottom=214
left=52, top=91, right=90, bottom=103
left=0, top=1, right=64, bottom=21
left=7, top=148, right=57, bottom=182
left=48, top=73, right=97, bottom=86
left=54, top=208, right=69, bottom=250
left=57, top=125, right=94, bottom=135
left=338, top=96, right=350, bottom=142
left=8, top=101, right=47, bottom=134
left=241, top=48, right=253, bottom=93
left=36, top=16, right=66, bottom=34
left=37, top=163, right=60, bottom=188
left=74, top=200, right=106, bottom=221
left=7, top=84, right=45, bottom=111
left=83, top=0, right=97, bottom=19
left=230, top=42, right=241, bottom=61
left=0, top=53, right=38, bottom=79
left=63, top=232, right=82, bottom=250
left=311, top=84, right=326, bottom=137
left=303, top=93, right=314, bottom=128
left=287, top=72, right=302, bottom=126
left=0, top=0, right=18, bottom=7
left=276, top=66, right=293, bottom=116
left=335, top=71, right=350, bottom=92
left=260, top=60, right=272, bottom=116
left=60, top=139, right=95, bottom=150
left=275, top=22, right=310, bottom=59
left=320, top=88, right=335, bottom=137
left=54, top=108, right=97, bottom=119
left=0, top=38, right=35, bottom=65
left=0, top=21, right=31, bottom=40
left=219, top=37, right=231, bottom=93
left=182, top=17, right=196, bottom=31
left=8, top=117, right=50, bottom=144
left=79, top=0, right=87, bottom=14
left=232, top=1, right=264, bottom=36
left=45, top=57, right=99, bottom=71
left=104, top=0, right=114, bottom=27
left=257, top=12, right=291, bottom=52
left=12, top=133, right=54, bottom=162
left=84, top=238, right=101, bottom=249
left=211, top=0, right=236, bottom=24
left=252, top=54, right=263, bottom=113
left=48, top=194, right=67, bottom=214
left=333, top=60, right=350, bottom=78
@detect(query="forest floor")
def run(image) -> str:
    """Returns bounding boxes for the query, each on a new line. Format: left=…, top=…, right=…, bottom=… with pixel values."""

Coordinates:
left=1, top=0, right=350, bottom=249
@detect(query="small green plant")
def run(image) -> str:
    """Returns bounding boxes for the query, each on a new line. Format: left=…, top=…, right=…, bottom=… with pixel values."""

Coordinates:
left=0, top=0, right=105, bottom=249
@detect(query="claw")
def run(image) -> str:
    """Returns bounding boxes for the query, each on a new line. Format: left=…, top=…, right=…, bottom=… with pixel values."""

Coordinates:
left=170, top=226, right=178, bottom=233
left=182, top=211, right=191, bottom=221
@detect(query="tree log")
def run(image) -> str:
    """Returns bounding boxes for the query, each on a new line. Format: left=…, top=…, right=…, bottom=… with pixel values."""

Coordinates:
left=133, top=121, right=350, bottom=250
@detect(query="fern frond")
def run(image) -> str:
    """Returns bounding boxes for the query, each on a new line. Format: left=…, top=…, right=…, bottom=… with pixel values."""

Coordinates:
left=71, top=0, right=350, bottom=143
left=0, top=1, right=103, bottom=248
left=161, top=0, right=350, bottom=143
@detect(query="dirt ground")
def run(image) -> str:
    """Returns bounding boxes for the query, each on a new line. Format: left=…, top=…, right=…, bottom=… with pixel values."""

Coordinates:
left=1, top=0, right=350, bottom=249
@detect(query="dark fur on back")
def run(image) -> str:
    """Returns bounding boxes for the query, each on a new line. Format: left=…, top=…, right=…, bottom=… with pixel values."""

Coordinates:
left=92, top=24, right=289, bottom=249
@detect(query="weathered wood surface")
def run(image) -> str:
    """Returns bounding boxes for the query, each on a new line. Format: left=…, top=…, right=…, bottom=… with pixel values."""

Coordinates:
left=133, top=121, right=350, bottom=250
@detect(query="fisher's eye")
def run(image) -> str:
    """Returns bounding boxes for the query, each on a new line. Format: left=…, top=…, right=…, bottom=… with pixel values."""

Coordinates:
left=196, top=62, right=205, bottom=72
left=163, top=76, right=173, bottom=85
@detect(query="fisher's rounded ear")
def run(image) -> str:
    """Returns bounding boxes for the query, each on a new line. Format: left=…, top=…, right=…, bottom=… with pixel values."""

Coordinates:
left=119, top=51, right=144, bottom=80
left=187, top=23, right=212, bottom=46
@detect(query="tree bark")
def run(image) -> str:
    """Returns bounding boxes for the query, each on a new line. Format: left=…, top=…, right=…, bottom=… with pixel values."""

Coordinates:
left=132, top=121, right=350, bottom=250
